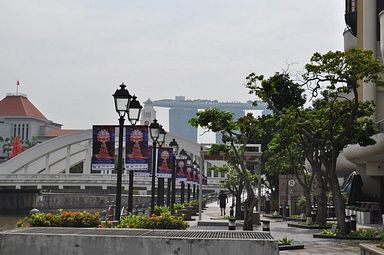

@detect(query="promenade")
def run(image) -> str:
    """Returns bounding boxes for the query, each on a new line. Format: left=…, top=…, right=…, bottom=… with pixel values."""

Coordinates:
left=190, top=201, right=379, bottom=255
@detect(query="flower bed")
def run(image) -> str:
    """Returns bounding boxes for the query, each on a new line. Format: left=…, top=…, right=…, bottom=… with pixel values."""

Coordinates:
left=117, top=212, right=188, bottom=230
left=24, top=209, right=100, bottom=228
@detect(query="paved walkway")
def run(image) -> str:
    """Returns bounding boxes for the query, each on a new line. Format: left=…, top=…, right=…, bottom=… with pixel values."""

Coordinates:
left=188, top=201, right=381, bottom=255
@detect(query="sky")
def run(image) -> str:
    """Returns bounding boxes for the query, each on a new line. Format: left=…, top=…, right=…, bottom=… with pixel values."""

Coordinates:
left=0, top=0, right=345, bottom=130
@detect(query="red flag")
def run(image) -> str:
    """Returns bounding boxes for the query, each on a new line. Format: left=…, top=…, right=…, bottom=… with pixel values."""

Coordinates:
left=16, top=80, right=20, bottom=86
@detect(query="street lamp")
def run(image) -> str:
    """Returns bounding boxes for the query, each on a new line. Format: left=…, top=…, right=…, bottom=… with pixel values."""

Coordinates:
left=126, top=95, right=143, bottom=213
left=192, top=160, right=198, bottom=199
left=169, top=138, right=179, bottom=213
left=179, top=149, right=188, bottom=203
left=186, top=154, right=192, bottom=202
left=149, top=119, right=161, bottom=214
left=157, top=126, right=167, bottom=206
left=113, top=83, right=131, bottom=221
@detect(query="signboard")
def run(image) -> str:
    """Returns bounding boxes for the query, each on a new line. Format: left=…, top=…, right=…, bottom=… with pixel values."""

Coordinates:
left=91, top=125, right=115, bottom=171
left=125, top=126, right=149, bottom=171
left=176, top=159, right=187, bottom=182
left=156, top=147, right=175, bottom=178
left=288, top=179, right=296, bottom=187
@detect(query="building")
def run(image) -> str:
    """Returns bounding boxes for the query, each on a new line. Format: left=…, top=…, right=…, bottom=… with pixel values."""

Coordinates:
left=152, top=96, right=271, bottom=142
left=0, top=93, right=78, bottom=160
left=342, top=0, right=384, bottom=212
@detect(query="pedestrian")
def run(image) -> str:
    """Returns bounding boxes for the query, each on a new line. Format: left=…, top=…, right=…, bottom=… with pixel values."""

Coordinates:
left=265, top=191, right=271, bottom=214
left=218, top=191, right=228, bottom=216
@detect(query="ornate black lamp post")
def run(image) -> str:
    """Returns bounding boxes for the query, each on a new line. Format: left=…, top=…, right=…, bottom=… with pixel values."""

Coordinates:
left=192, top=160, right=199, bottom=199
left=186, top=155, right=192, bottom=202
left=126, top=95, right=142, bottom=213
left=157, top=126, right=167, bottom=206
left=149, top=119, right=165, bottom=214
left=112, top=83, right=131, bottom=221
left=169, top=138, right=179, bottom=213
left=179, top=149, right=188, bottom=204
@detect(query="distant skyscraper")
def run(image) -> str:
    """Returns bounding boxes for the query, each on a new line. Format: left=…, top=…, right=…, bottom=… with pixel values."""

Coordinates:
left=147, top=96, right=270, bottom=142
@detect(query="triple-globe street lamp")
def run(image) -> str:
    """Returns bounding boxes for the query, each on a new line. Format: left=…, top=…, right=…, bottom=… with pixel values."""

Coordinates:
left=112, top=83, right=142, bottom=221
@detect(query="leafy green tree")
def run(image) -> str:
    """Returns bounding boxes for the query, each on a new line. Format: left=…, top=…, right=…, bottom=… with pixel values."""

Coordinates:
left=190, top=109, right=264, bottom=230
left=246, top=49, right=384, bottom=232
left=210, top=164, right=257, bottom=219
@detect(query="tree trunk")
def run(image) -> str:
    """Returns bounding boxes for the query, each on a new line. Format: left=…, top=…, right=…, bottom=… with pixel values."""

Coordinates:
left=304, top=191, right=312, bottom=217
left=235, top=193, right=242, bottom=219
left=243, top=192, right=256, bottom=230
left=327, top=153, right=346, bottom=232
left=315, top=171, right=327, bottom=227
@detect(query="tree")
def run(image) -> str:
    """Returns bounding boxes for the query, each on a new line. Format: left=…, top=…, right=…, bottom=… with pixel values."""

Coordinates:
left=210, top=164, right=255, bottom=219
left=189, top=109, right=264, bottom=230
left=246, top=49, right=384, bottom=232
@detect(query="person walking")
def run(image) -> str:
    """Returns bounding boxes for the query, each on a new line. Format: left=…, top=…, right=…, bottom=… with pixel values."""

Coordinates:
left=218, top=191, right=228, bottom=216
left=265, top=191, right=271, bottom=214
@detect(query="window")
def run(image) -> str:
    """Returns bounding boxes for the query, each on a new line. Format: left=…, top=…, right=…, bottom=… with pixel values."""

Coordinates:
left=22, top=124, right=25, bottom=140
left=25, top=124, right=29, bottom=140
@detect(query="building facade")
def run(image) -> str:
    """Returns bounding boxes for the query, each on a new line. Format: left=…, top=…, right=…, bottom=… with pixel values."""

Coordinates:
left=342, top=0, right=384, bottom=212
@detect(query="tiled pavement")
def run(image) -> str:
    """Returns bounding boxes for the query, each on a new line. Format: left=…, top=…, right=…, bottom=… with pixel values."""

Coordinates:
left=189, top=201, right=381, bottom=255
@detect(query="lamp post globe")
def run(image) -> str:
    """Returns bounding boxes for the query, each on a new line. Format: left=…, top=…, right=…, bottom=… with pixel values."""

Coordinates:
left=113, top=83, right=131, bottom=117
left=127, top=95, right=142, bottom=125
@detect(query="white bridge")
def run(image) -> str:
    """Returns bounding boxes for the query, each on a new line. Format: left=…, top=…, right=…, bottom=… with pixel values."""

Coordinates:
left=0, top=130, right=226, bottom=192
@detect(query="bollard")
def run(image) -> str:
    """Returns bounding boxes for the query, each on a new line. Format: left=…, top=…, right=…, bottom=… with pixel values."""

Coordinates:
left=344, top=216, right=351, bottom=234
left=311, top=209, right=317, bottom=222
left=350, top=214, right=356, bottom=231
left=230, top=206, right=234, bottom=217
left=279, top=205, right=283, bottom=216
left=285, top=205, right=290, bottom=217
left=228, top=218, right=236, bottom=230
left=261, top=220, right=270, bottom=231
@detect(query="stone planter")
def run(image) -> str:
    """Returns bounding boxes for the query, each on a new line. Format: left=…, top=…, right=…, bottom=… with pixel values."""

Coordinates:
left=359, top=244, right=384, bottom=255
left=177, top=208, right=194, bottom=221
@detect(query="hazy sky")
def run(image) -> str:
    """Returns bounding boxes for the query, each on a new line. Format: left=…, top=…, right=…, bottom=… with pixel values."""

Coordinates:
left=0, top=0, right=345, bottom=130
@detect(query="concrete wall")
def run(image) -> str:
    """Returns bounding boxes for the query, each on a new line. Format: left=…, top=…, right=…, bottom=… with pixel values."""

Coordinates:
left=0, top=228, right=279, bottom=255
left=37, top=193, right=151, bottom=210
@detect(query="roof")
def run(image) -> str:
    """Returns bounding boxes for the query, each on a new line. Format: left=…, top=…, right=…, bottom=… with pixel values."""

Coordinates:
left=0, top=94, right=48, bottom=121
left=46, top=129, right=81, bottom=137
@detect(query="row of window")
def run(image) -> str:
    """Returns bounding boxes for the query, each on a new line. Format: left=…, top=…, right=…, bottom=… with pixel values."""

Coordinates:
left=13, top=123, right=29, bottom=140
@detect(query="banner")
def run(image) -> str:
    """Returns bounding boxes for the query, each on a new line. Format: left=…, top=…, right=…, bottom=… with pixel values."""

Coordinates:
left=134, top=147, right=152, bottom=177
left=125, top=125, right=149, bottom=171
left=91, top=125, right=115, bottom=171
left=185, top=165, right=194, bottom=184
left=156, top=147, right=174, bottom=178
left=176, top=159, right=187, bottom=182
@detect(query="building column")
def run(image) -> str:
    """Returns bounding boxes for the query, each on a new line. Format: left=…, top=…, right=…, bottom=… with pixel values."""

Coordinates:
left=362, top=0, right=377, bottom=119
left=65, top=146, right=71, bottom=174
left=84, top=140, right=92, bottom=174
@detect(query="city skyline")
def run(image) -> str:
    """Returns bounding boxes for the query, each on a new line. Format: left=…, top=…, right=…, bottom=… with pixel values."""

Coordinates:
left=0, top=0, right=345, bottom=129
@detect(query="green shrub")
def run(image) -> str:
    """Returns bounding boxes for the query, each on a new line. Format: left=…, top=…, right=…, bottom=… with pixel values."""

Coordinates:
left=321, top=228, right=379, bottom=238
left=278, top=237, right=293, bottom=245
left=27, top=210, right=100, bottom=228
left=174, top=203, right=184, bottom=211
left=118, top=212, right=188, bottom=230
left=153, top=205, right=171, bottom=216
